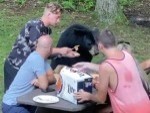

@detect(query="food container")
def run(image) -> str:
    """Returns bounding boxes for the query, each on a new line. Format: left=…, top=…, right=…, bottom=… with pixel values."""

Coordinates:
left=56, top=66, right=92, bottom=104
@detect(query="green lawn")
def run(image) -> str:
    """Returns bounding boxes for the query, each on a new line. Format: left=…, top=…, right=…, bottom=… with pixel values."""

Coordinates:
left=0, top=2, right=150, bottom=104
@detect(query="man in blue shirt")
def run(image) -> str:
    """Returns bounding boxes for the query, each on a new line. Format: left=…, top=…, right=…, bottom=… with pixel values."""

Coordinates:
left=2, top=34, right=56, bottom=113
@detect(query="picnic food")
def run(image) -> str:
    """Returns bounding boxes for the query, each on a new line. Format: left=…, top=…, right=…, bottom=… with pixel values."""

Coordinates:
left=56, top=66, right=92, bottom=104
left=72, top=45, right=79, bottom=52
left=33, top=95, right=59, bottom=104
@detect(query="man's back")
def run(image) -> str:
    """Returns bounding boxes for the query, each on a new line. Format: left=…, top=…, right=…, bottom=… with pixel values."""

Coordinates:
left=3, top=51, right=49, bottom=105
left=106, top=50, right=150, bottom=113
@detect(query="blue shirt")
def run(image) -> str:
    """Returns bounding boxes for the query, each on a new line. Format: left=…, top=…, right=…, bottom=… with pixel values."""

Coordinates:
left=3, top=51, right=51, bottom=105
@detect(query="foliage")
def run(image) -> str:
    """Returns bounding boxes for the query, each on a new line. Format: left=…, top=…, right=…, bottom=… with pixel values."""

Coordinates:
left=119, top=0, right=136, bottom=7
left=75, top=0, right=96, bottom=11
left=61, top=0, right=75, bottom=11
left=39, top=0, right=96, bottom=11
left=114, top=0, right=137, bottom=24
left=0, top=0, right=4, bottom=3
left=114, top=6, right=129, bottom=25
left=15, top=0, right=26, bottom=5
left=38, top=0, right=51, bottom=4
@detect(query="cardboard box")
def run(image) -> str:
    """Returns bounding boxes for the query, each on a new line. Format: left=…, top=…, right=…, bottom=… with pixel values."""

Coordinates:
left=56, top=66, right=92, bottom=104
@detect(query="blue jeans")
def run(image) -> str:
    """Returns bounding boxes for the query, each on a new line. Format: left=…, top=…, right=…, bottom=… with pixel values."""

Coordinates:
left=2, top=102, right=37, bottom=113
left=4, top=59, right=18, bottom=93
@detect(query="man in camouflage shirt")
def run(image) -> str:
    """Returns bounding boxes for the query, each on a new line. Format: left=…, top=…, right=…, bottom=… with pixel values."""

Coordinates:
left=4, top=2, right=79, bottom=92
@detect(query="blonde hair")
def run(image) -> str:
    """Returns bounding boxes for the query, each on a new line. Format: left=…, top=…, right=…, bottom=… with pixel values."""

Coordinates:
left=44, top=2, right=63, bottom=14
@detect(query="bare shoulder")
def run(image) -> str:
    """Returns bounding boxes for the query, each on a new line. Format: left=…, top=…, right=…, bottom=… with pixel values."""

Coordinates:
left=100, top=62, right=118, bottom=90
left=99, top=62, right=115, bottom=75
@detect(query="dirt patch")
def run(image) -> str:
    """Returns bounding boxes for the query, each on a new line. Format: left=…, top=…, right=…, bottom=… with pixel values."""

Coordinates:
left=124, top=0, right=150, bottom=27
left=124, top=0, right=150, bottom=18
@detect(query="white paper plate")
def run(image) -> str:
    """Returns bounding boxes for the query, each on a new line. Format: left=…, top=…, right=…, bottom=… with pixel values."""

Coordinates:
left=33, top=95, right=59, bottom=104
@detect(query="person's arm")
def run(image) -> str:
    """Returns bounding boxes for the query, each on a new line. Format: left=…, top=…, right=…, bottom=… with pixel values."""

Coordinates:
left=73, top=62, right=100, bottom=72
left=46, top=69, right=56, bottom=84
left=90, top=63, right=110, bottom=103
left=75, top=63, right=110, bottom=104
left=52, top=47, right=80, bottom=58
left=28, top=24, right=79, bottom=58
left=31, top=74, right=49, bottom=90
left=37, top=74, right=49, bottom=90
left=140, top=59, right=150, bottom=71
left=31, top=58, right=49, bottom=90
left=31, top=70, right=56, bottom=89
left=52, top=47, right=66, bottom=55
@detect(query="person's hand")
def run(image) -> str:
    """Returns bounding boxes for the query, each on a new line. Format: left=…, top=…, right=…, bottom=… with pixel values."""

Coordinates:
left=60, top=47, right=80, bottom=58
left=64, top=50, right=80, bottom=58
left=73, top=62, right=90, bottom=72
left=92, top=74, right=99, bottom=89
left=74, top=89, right=91, bottom=103
left=73, top=62, right=99, bottom=72
left=59, top=47, right=71, bottom=55
left=31, top=78, right=39, bottom=87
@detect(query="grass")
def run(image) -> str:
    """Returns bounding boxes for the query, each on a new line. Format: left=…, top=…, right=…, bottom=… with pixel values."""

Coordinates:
left=0, top=2, right=150, bottom=105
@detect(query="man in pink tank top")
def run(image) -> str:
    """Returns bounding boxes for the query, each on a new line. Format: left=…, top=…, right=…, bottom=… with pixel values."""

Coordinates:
left=73, top=29, right=150, bottom=113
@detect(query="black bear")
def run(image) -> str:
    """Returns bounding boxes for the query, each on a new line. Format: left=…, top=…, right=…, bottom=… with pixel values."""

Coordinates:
left=51, top=24, right=100, bottom=69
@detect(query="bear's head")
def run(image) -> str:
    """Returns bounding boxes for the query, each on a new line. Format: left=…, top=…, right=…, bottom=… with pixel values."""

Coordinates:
left=67, top=24, right=99, bottom=56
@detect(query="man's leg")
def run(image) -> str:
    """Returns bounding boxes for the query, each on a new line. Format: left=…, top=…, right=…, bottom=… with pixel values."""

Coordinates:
left=2, top=102, right=36, bottom=113
left=4, top=59, right=18, bottom=92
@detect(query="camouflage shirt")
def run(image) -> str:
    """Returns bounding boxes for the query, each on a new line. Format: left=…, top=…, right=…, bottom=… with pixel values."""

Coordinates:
left=7, top=19, right=51, bottom=70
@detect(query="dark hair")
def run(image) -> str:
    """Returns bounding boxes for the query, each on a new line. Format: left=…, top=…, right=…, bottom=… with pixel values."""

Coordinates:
left=118, top=40, right=130, bottom=45
left=96, top=29, right=116, bottom=48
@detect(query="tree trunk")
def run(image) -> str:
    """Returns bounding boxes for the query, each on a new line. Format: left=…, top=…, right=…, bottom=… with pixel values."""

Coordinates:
left=95, top=0, right=118, bottom=25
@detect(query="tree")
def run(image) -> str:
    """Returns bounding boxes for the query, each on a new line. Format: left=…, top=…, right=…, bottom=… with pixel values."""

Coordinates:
left=95, top=0, right=118, bottom=24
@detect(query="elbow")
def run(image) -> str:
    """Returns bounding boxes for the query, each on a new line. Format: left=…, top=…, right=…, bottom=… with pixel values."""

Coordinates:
left=100, top=99, right=106, bottom=104
left=97, top=95, right=107, bottom=104
left=39, top=83, right=49, bottom=90
left=49, top=79, right=56, bottom=85
left=49, top=77, right=56, bottom=84
left=97, top=98, right=106, bottom=104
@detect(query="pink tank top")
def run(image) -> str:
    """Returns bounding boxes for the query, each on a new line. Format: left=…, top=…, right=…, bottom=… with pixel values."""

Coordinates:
left=106, top=51, right=150, bottom=113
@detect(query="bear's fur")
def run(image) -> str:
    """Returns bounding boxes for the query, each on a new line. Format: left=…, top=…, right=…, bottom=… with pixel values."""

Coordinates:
left=51, top=24, right=99, bottom=69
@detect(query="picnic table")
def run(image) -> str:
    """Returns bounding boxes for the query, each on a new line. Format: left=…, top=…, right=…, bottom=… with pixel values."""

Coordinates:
left=17, top=85, right=97, bottom=113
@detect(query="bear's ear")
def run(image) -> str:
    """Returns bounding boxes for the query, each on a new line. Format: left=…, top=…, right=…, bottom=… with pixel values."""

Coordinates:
left=73, top=28, right=89, bottom=36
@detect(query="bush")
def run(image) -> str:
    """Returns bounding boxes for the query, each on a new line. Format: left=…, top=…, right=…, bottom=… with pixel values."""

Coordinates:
left=119, top=0, right=136, bottom=9
left=115, top=0, right=137, bottom=24
left=15, top=0, right=26, bottom=5
left=39, top=0, right=96, bottom=12
left=0, top=0, right=4, bottom=3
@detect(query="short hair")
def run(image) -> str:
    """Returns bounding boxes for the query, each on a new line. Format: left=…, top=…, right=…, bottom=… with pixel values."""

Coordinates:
left=44, top=2, right=63, bottom=14
left=96, top=29, right=116, bottom=48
